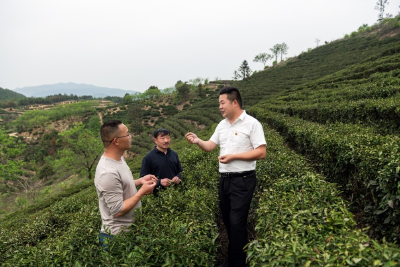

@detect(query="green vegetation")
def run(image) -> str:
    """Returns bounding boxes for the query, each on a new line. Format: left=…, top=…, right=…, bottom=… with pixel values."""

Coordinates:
left=247, top=126, right=400, bottom=266
left=13, top=101, right=98, bottom=131
left=1, top=16, right=400, bottom=266
left=0, top=93, right=111, bottom=109
left=52, top=123, right=103, bottom=179
left=0, top=146, right=220, bottom=266
left=0, top=131, right=26, bottom=190
left=0, top=87, right=25, bottom=101
left=233, top=60, right=253, bottom=81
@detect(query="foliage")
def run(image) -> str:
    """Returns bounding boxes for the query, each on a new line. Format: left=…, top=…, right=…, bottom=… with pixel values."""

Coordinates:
left=270, top=44, right=281, bottom=62
left=86, top=115, right=102, bottom=134
left=197, top=83, right=205, bottom=98
left=0, top=87, right=25, bottom=101
left=0, top=93, right=107, bottom=109
left=375, top=0, right=390, bottom=21
left=246, top=125, right=400, bottom=266
left=233, top=60, right=252, bottom=81
left=23, top=130, right=60, bottom=164
left=1, top=18, right=400, bottom=266
left=53, top=123, right=103, bottom=179
left=253, top=53, right=273, bottom=67
left=279, top=42, right=289, bottom=61
left=0, top=147, right=220, bottom=266
left=13, top=101, right=98, bottom=131
left=176, top=81, right=191, bottom=99
left=0, top=130, right=26, bottom=188
left=251, top=108, right=400, bottom=241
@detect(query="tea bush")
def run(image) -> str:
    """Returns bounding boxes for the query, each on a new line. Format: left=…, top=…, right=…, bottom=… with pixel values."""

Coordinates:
left=251, top=108, right=400, bottom=241
left=247, top=125, right=400, bottom=266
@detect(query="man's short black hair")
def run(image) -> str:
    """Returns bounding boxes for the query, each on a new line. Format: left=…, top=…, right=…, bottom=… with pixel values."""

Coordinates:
left=153, top=129, right=170, bottom=139
left=101, top=120, right=122, bottom=143
left=219, top=87, right=243, bottom=109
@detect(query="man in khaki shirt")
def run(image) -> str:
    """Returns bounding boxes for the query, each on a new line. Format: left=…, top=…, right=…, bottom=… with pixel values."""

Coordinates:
left=95, top=120, right=157, bottom=239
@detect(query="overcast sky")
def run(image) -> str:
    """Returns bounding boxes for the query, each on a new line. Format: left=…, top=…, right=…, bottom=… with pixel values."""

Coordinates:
left=1, top=1, right=399, bottom=93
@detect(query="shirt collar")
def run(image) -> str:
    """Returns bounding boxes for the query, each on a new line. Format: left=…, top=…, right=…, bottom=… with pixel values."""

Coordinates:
left=154, top=146, right=170, bottom=154
left=228, top=110, right=246, bottom=125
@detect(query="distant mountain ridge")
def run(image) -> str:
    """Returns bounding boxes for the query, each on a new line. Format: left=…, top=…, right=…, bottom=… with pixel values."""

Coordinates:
left=13, top=83, right=139, bottom=98
left=0, top=87, right=26, bottom=100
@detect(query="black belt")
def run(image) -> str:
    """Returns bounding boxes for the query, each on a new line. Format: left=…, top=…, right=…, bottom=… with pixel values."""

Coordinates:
left=220, top=170, right=255, bottom=178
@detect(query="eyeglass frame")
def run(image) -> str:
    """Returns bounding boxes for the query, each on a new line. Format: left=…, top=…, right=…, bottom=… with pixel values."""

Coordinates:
left=109, top=132, right=131, bottom=143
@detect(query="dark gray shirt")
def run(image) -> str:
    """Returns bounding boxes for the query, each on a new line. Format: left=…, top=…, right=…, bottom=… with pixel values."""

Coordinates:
left=95, top=156, right=141, bottom=235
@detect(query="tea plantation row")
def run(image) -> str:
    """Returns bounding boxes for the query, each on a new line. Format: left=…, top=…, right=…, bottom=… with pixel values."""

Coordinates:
left=0, top=148, right=220, bottom=266
left=251, top=108, right=400, bottom=242
left=247, top=124, right=400, bottom=266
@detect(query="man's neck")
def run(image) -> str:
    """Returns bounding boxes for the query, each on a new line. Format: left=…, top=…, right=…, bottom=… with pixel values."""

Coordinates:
left=228, top=110, right=244, bottom=125
left=103, top=150, right=124, bottom=161
left=156, top=146, right=168, bottom=154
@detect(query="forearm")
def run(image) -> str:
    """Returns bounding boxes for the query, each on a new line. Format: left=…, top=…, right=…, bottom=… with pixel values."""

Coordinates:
left=114, top=190, right=144, bottom=218
left=230, top=145, right=266, bottom=161
left=197, top=140, right=216, bottom=152
left=134, top=178, right=142, bottom=187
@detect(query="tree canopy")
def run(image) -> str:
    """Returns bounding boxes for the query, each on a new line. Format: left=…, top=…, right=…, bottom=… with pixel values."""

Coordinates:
left=253, top=53, right=273, bottom=67
left=233, top=60, right=252, bottom=80
left=0, top=131, right=26, bottom=189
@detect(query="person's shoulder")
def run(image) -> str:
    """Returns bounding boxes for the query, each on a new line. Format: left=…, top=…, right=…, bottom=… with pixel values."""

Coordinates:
left=244, top=112, right=261, bottom=124
left=143, top=147, right=157, bottom=158
left=215, top=118, right=228, bottom=129
left=170, top=149, right=179, bottom=156
left=95, top=163, right=120, bottom=184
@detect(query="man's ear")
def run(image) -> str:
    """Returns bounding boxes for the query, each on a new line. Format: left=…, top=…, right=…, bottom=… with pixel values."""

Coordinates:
left=233, top=99, right=239, bottom=108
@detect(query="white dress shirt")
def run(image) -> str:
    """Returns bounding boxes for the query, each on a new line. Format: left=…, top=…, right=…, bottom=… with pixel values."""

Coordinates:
left=210, top=111, right=266, bottom=173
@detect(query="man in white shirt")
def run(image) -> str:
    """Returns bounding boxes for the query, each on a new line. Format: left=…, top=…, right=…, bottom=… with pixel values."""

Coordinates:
left=95, top=120, right=157, bottom=241
left=186, top=87, right=266, bottom=267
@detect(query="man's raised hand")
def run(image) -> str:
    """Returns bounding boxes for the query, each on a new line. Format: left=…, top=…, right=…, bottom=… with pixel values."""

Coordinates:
left=185, top=132, right=199, bottom=144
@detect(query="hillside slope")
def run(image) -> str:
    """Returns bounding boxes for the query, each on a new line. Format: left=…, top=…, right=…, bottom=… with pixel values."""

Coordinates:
left=0, top=87, right=25, bottom=100
left=1, top=17, right=400, bottom=266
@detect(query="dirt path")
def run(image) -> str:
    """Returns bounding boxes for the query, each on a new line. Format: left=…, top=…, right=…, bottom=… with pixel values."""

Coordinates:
left=98, top=112, right=103, bottom=124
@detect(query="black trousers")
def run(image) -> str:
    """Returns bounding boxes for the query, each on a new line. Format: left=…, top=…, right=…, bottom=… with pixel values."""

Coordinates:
left=219, top=171, right=256, bottom=267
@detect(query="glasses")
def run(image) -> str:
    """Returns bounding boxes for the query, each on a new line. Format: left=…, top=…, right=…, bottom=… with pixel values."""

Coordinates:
left=110, top=132, right=131, bottom=143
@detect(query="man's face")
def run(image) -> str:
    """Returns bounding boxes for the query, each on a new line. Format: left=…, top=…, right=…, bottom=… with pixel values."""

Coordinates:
left=116, top=124, right=132, bottom=150
left=219, top=94, right=235, bottom=119
left=154, top=133, right=171, bottom=150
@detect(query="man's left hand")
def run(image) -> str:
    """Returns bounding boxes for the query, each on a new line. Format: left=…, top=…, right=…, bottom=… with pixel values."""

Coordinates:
left=218, top=154, right=235, bottom=164
left=140, top=174, right=158, bottom=185
left=172, top=176, right=181, bottom=184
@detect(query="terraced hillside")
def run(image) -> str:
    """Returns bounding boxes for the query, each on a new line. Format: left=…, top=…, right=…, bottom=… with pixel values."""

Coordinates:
left=1, top=17, right=400, bottom=266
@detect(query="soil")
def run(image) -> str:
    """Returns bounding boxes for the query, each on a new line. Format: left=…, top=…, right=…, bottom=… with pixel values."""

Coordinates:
left=214, top=209, right=257, bottom=266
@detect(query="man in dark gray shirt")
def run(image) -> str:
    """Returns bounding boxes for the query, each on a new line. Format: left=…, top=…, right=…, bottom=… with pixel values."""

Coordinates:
left=95, top=120, right=157, bottom=237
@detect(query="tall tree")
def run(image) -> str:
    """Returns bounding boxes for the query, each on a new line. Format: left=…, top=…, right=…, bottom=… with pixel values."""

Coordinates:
left=0, top=131, right=26, bottom=189
left=197, top=83, right=205, bottom=98
left=375, top=0, right=390, bottom=21
left=176, top=80, right=190, bottom=99
left=233, top=60, right=252, bottom=80
left=279, top=43, right=289, bottom=61
left=144, top=86, right=161, bottom=99
left=253, top=53, right=273, bottom=67
left=127, top=102, right=144, bottom=134
left=123, top=93, right=132, bottom=105
left=270, top=44, right=281, bottom=62
left=53, top=123, right=103, bottom=179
